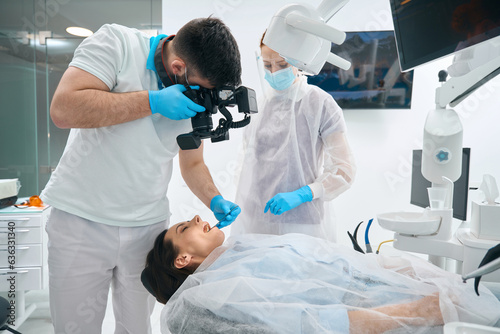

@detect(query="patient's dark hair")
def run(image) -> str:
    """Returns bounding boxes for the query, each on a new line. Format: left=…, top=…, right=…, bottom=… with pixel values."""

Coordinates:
left=143, top=229, right=193, bottom=304
left=172, top=17, right=242, bottom=87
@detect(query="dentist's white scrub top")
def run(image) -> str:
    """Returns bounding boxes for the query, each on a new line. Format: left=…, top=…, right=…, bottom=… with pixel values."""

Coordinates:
left=41, top=23, right=191, bottom=226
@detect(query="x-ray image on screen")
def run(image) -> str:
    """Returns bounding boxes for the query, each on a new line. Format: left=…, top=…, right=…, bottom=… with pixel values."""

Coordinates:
left=308, top=31, right=413, bottom=109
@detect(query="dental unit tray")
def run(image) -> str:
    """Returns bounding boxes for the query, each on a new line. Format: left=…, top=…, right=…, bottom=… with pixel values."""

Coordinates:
left=377, top=211, right=441, bottom=236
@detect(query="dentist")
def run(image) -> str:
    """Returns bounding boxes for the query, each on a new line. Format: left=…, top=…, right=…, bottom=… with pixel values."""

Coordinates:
left=41, top=18, right=241, bottom=334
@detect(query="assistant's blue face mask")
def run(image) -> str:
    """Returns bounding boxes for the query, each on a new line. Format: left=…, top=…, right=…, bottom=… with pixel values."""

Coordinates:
left=264, top=66, right=296, bottom=91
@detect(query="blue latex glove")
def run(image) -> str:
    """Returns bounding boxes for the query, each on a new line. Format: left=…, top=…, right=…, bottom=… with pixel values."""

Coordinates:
left=210, top=195, right=241, bottom=228
left=264, top=185, right=313, bottom=215
left=149, top=84, right=205, bottom=120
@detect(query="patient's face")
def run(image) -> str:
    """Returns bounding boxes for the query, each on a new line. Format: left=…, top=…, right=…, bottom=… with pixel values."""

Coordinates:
left=165, top=215, right=225, bottom=262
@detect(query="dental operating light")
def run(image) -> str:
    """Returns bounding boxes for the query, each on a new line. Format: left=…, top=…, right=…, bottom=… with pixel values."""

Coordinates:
left=263, top=0, right=351, bottom=75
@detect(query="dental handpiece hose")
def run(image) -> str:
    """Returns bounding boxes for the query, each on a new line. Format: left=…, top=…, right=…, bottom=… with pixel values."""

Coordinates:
left=462, top=257, right=500, bottom=281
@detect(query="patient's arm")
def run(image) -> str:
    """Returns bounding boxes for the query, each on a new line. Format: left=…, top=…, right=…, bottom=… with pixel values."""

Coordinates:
left=347, top=295, right=443, bottom=334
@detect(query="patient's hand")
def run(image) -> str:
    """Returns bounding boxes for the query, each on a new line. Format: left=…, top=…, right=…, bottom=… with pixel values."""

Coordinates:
left=409, top=294, right=443, bottom=326
left=348, top=294, right=443, bottom=334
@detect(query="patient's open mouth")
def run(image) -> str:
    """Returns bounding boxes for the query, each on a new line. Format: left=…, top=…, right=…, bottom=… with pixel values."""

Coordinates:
left=203, top=223, right=210, bottom=233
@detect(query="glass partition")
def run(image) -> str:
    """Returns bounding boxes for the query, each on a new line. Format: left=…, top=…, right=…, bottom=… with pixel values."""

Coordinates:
left=0, top=0, right=38, bottom=196
left=0, top=0, right=162, bottom=197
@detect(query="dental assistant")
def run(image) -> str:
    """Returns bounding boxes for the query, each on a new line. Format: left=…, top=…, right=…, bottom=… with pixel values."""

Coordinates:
left=232, top=33, right=356, bottom=241
left=40, top=18, right=241, bottom=334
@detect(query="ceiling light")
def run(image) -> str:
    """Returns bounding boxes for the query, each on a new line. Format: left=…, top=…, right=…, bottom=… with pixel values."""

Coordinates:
left=66, top=26, right=93, bottom=37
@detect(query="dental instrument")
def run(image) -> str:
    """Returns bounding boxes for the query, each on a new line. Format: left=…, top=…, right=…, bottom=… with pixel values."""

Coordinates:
left=462, top=257, right=500, bottom=281
left=376, top=240, right=394, bottom=255
left=365, top=218, right=373, bottom=253
left=347, top=221, right=365, bottom=254
left=462, top=243, right=500, bottom=295
left=214, top=206, right=240, bottom=229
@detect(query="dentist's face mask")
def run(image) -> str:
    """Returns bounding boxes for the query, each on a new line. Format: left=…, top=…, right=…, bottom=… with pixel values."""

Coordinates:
left=264, top=66, right=296, bottom=91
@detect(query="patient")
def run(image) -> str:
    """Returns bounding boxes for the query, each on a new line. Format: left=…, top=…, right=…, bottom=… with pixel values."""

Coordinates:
left=143, top=216, right=500, bottom=334
left=143, top=215, right=225, bottom=304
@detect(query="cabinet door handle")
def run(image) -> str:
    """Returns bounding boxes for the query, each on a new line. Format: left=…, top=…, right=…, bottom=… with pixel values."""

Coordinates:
left=0, top=218, right=30, bottom=223
left=0, top=246, right=30, bottom=251
left=0, top=271, right=29, bottom=275
left=0, top=229, right=30, bottom=233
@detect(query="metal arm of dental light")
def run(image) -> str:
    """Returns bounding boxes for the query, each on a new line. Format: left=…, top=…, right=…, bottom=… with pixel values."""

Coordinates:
left=436, top=55, right=500, bottom=109
left=263, top=0, right=351, bottom=75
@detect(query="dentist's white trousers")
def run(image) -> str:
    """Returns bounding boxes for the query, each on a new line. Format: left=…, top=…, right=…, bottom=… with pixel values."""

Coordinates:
left=46, top=208, right=167, bottom=334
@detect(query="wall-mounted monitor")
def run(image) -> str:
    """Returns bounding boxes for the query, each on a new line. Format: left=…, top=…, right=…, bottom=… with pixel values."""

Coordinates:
left=307, top=31, right=413, bottom=109
left=390, top=0, right=500, bottom=71
left=410, top=148, right=471, bottom=221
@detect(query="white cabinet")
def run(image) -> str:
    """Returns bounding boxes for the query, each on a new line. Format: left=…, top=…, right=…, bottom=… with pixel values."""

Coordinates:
left=0, top=204, right=51, bottom=329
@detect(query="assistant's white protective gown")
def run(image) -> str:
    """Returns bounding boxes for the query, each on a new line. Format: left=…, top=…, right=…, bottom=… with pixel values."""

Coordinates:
left=161, top=234, right=500, bottom=334
left=232, top=75, right=355, bottom=241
